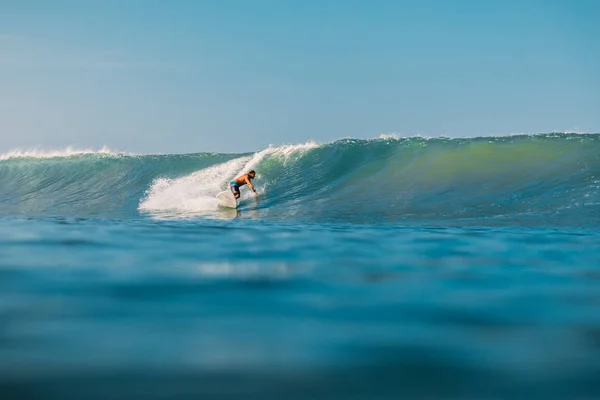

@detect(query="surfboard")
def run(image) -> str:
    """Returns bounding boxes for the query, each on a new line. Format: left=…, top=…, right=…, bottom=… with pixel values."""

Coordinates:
left=216, top=190, right=237, bottom=208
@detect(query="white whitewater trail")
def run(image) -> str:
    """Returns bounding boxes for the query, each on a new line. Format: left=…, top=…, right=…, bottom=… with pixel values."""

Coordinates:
left=138, top=143, right=319, bottom=214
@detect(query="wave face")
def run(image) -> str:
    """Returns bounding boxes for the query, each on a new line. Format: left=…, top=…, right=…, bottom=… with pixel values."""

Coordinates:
left=1, top=133, right=599, bottom=226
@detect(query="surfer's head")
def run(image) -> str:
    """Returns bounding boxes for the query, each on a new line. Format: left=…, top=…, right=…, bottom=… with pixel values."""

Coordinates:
left=248, top=170, right=256, bottom=179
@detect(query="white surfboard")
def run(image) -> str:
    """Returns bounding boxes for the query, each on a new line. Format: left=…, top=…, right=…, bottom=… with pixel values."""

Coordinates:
left=216, top=190, right=237, bottom=208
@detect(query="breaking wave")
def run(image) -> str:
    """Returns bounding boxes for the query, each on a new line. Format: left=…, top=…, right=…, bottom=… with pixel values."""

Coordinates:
left=1, top=133, right=599, bottom=226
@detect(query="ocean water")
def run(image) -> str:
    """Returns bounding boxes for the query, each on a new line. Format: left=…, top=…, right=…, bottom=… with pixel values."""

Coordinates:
left=1, top=133, right=600, bottom=399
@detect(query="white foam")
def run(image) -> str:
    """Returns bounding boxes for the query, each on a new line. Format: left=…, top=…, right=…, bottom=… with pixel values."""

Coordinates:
left=246, top=141, right=319, bottom=169
left=138, top=142, right=319, bottom=214
left=0, top=146, right=124, bottom=160
left=375, top=133, right=438, bottom=141
left=378, top=133, right=401, bottom=140
left=138, top=156, right=250, bottom=213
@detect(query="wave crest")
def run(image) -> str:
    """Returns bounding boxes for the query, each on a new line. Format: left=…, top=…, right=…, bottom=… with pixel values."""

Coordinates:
left=0, top=146, right=125, bottom=160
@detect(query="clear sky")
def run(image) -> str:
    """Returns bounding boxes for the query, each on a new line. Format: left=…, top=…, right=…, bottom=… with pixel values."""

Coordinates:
left=1, top=0, right=599, bottom=154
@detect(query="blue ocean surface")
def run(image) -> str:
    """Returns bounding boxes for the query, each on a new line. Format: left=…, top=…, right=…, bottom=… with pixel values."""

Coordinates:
left=1, top=133, right=600, bottom=399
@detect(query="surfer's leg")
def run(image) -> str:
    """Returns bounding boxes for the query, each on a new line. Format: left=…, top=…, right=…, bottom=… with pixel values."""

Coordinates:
left=230, top=183, right=240, bottom=199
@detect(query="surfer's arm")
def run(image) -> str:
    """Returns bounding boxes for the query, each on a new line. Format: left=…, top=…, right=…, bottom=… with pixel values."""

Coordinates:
left=245, top=177, right=257, bottom=193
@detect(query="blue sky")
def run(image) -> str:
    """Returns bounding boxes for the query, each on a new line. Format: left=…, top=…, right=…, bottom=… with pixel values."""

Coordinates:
left=1, top=0, right=599, bottom=154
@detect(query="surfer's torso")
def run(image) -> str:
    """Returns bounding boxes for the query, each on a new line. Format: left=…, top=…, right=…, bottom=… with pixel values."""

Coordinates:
left=232, top=174, right=252, bottom=187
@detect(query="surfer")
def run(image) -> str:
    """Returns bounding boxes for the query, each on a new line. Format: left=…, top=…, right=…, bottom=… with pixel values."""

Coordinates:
left=230, top=170, right=257, bottom=199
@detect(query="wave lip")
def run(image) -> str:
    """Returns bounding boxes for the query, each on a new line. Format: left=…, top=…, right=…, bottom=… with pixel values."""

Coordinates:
left=0, top=146, right=127, bottom=160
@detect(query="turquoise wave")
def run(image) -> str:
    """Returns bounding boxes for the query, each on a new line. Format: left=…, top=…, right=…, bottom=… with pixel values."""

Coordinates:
left=1, top=133, right=599, bottom=226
